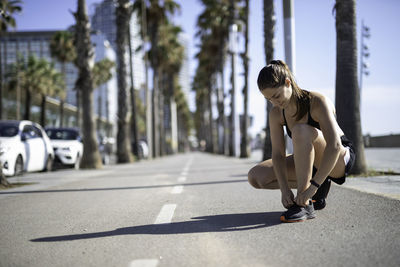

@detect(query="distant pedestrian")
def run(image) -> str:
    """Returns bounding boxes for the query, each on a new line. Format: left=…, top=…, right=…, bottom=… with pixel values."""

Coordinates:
left=248, top=60, right=356, bottom=223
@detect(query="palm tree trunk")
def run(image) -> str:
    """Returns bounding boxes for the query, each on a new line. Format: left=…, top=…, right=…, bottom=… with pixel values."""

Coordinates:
left=0, top=165, right=10, bottom=187
left=335, top=0, right=367, bottom=174
left=40, top=94, right=47, bottom=127
left=115, top=0, right=133, bottom=163
left=24, top=89, right=31, bottom=120
left=262, top=0, right=275, bottom=161
left=0, top=45, right=3, bottom=120
left=152, top=69, right=160, bottom=157
left=140, top=0, right=153, bottom=159
left=229, top=50, right=236, bottom=156
left=158, top=79, right=165, bottom=156
left=74, top=0, right=103, bottom=169
left=240, top=0, right=250, bottom=158
left=59, top=100, right=65, bottom=127
left=60, top=63, right=67, bottom=127
left=207, top=80, right=216, bottom=153
left=128, top=23, right=139, bottom=159
left=76, top=88, right=81, bottom=128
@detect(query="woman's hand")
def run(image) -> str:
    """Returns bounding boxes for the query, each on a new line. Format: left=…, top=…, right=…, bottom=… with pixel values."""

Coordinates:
left=295, top=185, right=318, bottom=206
left=281, top=189, right=295, bottom=209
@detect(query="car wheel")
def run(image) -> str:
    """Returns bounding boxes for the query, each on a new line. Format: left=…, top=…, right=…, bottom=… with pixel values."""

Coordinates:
left=14, top=155, right=24, bottom=176
left=44, top=155, right=53, bottom=172
left=74, top=154, right=81, bottom=170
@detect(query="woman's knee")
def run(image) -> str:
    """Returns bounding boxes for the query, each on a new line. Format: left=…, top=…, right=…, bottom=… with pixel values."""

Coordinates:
left=248, top=166, right=261, bottom=188
left=291, top=124, right=318, bottom=143
left=247, top=164, right=275, bottom=189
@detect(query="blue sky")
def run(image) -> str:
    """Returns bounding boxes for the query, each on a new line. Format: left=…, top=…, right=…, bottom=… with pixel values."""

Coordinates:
left=15, top=0, right=400, bottom=136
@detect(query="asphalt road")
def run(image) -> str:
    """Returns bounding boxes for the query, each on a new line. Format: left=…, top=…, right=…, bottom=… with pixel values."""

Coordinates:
left=0, top=152, right=399, bottom=267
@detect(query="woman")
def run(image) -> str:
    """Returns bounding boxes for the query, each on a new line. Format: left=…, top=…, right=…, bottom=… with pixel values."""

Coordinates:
left=248, top=60, right=355, bottom=223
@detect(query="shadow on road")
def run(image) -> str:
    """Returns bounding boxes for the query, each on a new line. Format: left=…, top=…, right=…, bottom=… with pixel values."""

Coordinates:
left=31, top=212, right=282, bottom=242
left=1, top=179, right=248, bottom=195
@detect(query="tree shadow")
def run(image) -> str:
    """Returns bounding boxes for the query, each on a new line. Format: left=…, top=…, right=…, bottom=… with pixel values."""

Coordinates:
left=31, top=211, right=282, bottom=242
left=0, top=179, right=248, bottom=195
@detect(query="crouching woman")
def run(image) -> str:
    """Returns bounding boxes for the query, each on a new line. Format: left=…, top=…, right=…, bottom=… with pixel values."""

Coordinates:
left=248, top=60, right=355, bottom=223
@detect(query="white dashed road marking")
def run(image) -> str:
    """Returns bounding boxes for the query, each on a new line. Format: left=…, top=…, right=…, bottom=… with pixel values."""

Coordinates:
left=171, top=185, right=183, bottom=194
left=177, top=176, right=186, bottom=182
left=129, top=259, right=159, bottom=267
left=154, top=204, right=177, bottom=224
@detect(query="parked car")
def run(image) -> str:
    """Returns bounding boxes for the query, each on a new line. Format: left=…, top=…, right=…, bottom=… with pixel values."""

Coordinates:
left=45, top=127, right=83, bottom=169
left=0, top=120, right=54, bottom=176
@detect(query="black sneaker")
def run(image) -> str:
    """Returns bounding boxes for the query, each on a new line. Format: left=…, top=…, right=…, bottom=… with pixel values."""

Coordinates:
left=312, top=178, right=331, bottom=210
left=280, top=201, right=316, bottom=223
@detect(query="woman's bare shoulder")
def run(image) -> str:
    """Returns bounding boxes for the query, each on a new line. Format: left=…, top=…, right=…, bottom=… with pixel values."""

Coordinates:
left=309, top=91, right=335, bottom=112
left=269, top=105, right=284, bottom=125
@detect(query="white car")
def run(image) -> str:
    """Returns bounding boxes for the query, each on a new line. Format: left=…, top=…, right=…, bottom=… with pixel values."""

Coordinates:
left=45, top=128, right=83, bottom=169
left=0, top=120, right=54, bottom=176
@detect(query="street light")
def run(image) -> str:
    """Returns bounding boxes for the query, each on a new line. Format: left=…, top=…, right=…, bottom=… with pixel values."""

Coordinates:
left=359, top=19, right=371, bottom=103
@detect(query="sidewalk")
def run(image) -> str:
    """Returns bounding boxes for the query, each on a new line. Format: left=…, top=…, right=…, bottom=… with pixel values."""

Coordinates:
left=342, top=148, right=400, bottom=200
left=250, top=148, right=400, bottom=201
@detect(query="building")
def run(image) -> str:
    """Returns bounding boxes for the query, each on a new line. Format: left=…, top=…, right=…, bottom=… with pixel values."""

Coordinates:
left=0, top=30, right=117, bottom=133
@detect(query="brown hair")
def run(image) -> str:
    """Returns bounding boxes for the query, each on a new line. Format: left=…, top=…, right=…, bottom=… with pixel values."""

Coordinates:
left=257, top=60, right=311, bottom=121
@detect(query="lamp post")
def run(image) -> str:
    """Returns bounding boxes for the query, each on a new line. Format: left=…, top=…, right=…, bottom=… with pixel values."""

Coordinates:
left=359, top=19, right=370, bottom=105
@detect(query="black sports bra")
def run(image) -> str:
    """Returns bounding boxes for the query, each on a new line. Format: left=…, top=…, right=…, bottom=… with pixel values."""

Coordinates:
left=282, top=107, right=320, bottom=139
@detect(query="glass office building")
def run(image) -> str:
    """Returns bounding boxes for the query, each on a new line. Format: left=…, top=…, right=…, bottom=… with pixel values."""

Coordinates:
left=0, top=30, right=117, bottom=132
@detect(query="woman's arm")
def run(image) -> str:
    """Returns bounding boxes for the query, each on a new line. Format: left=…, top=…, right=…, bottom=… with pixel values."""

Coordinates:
left=295, top=94, right=343, bottom=206
left=311, top=94, right=343, bottom=185
left=269, top=106, right=294, bottom=207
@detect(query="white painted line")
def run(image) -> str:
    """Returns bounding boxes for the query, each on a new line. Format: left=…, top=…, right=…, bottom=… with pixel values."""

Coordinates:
left=129, top=259, right=159, bottom=267
left=154, top=204, right=177, bottom=224
left=177, top=176, right=186, bottom=182
left=171, top=185, right=183, bottom=194
left=181, top=171, right=188, bottom=176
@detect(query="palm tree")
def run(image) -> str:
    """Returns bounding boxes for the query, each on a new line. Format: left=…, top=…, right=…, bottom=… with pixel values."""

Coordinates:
left=174, top=86, right=192, bottom=152
left=40, top=63, right=65, bottom=127
left=73, top=0, right=103, bottom=169
left=262, top=0, right=275, bottom=161
left=334, top=0, right=367, bottom=174
left=158, top=22, right=184, bottom=154
left=239, top=0, right=250, bottom=158
left=133, top=0, right=180, bottom=158
left=92, top=58, right=115, bottom=133
left=49, top=31, right=76, bottom=127
left=194, top=43, right=218, bottom=153
left=227, top=0, right=238, bottom=157
left=127, top=23, right=140, bottom=159
left=8, top=55, right=48, bottom=120
left=0, top=0, right=22, bottom=120
left=197, top=0, right=231, bottom=155
left=0, top=0, right=21, bottom=186
left=115, top=0, right=134, bottom=163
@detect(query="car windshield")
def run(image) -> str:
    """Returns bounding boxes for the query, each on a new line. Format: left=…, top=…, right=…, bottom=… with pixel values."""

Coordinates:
left=0, top=124, right=19, bottom=137
left=46, top=129, right=79, bottom=140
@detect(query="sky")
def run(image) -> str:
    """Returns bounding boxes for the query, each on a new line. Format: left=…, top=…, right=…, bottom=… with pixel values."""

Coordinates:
left=14, top=0, right=400, bottom=137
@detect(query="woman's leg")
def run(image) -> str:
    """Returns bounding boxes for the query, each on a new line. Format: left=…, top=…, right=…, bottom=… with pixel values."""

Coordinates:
left=247, top=155, right=297, bottom=189
left=291, top=124, right=319, bottom=195
left=248, top=124, right=347, bottom=191
left=291, top=124, right=348, bottom=195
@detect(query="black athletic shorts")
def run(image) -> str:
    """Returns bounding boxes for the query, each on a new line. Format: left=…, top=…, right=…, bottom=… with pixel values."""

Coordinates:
left=312, top=135, right=356, bottom=185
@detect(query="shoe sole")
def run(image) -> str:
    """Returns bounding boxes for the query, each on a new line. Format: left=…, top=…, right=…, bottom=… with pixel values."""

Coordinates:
left=280, top=214, right=316, bottom=223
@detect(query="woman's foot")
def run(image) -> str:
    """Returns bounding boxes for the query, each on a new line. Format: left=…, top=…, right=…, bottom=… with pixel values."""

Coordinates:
left=280, top=200, right=316, bottom=223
